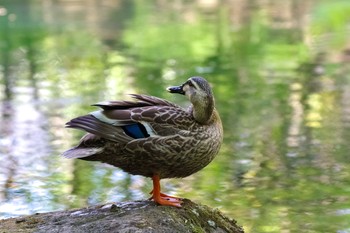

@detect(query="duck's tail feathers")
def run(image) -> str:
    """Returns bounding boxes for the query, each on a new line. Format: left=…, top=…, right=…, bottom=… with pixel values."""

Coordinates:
left=65, top=114, right=131, bottom=143
left=61, top=147, right=103, bottom=159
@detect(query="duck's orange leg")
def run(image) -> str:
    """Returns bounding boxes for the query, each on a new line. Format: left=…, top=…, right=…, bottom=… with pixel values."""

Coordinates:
left=149, top=174, right=183, bottom=207
left=149, top=191, right=179, bottom=199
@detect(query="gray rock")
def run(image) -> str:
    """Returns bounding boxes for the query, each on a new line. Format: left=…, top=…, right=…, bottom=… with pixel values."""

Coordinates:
left=0, top=199, right=244, bottom=233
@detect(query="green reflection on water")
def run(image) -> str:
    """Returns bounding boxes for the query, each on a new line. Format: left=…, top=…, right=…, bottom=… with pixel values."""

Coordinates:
left=1, top=1, right=350, bottom=232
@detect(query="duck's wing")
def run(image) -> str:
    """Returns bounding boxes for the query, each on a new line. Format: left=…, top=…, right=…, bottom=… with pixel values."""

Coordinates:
left=93, top=94, right=181, bottom=110
left=92, top=94, right=194, bottom=129
left=65, top=94, right=194, bottom=143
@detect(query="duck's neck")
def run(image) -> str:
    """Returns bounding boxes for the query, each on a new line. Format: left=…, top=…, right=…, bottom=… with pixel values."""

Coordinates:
left=191, top=96, right=214, bottom=124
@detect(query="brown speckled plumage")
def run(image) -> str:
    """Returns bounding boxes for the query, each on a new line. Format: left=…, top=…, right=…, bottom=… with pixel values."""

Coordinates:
left=62, top=76, right=223, bottom=207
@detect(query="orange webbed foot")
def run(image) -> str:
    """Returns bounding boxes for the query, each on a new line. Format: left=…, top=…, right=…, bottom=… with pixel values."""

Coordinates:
left=150, top=175, right=183, bottom=207
left=149, top=190, right=182, bottom=199
left=149, top=190, right=183, bottom=207
left=152, top=194, right=183, bottom=207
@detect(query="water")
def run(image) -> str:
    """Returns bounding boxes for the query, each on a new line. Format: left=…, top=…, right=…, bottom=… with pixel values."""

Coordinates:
left=1, top=1, right=350, bottom=232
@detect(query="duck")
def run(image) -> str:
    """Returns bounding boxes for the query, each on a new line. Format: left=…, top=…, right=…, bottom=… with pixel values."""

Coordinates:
left=62, top=76, right=223, bottom=207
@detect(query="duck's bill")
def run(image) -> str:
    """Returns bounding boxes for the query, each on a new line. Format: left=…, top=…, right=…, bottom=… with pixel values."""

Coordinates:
left=167, top=85, right=185, bottom=95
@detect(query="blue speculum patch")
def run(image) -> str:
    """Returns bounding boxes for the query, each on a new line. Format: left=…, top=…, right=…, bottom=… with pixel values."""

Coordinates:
left=122, top=123, right=150, bottom=138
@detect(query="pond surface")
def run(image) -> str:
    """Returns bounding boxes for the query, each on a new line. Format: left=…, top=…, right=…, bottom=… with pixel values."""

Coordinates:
left=1, top=1, right=350, bottom=232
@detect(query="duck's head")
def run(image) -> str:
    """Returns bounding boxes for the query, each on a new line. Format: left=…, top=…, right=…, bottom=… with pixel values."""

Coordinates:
left=167, top=76, right=215, bottom=124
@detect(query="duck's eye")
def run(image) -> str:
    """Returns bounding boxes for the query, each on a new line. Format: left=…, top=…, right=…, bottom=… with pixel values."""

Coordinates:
left=187, top=81, right=195, bottom=88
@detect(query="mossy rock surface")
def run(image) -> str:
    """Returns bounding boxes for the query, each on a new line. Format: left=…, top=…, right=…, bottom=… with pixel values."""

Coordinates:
left=0, top=199, right=244, bottom=233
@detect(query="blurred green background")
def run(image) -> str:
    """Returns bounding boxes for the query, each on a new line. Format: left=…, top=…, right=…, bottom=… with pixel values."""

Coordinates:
left=1, top=0, right=350, bottom=232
